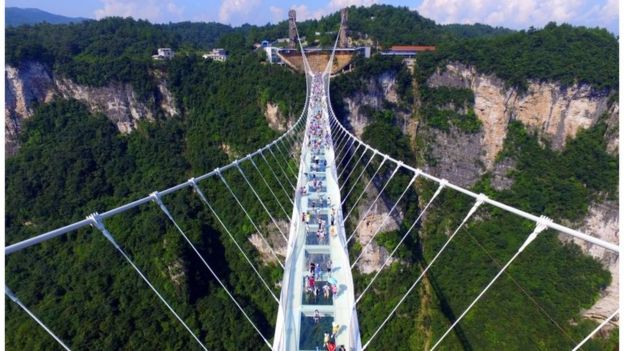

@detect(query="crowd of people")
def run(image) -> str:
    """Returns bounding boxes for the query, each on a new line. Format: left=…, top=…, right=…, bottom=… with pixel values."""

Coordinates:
left=304, top=259, right=337, bottom=303
left=300, top=75, right=334, bottom=248
left=300, top=75, right=349, bottom=351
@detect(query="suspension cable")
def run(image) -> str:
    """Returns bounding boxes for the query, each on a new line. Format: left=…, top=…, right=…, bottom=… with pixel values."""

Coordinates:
left=350, top=172, right=417, bottom=267
left=343, top=157, right=388, bottom=219
left=248, top=158, right=291, bottom=218
left=341, top=150, right=377, bottom=197
left=572, top=309, right=619, bottom=351
left=260, top=152, right=294, bottom=205
left=334, top=134, right=353, bottom=164
left=431, top=216, right=551, bottom=349
left=335, top=131, right=352, bottom=161
left=267, top=148, right=296, bottom=189
left=188, top=179, right=280, bottom=302
left=329, top=117, right=345, bottom=144
left=236, top=163, right=288, bottom=242
left=150, top=191, right=274, bottom=348
left=5, top=286, right=72, bottom=350
left=274, top=140, right=299, bottom=180
left=335, top=134, right=352, bottom=165
left=338, top=142, right=361, bottom=180
left=87, top=213, right=208, bottom=351
left=218, top=172, right=285, bottom=268
left=346, top=163, right=401, bottom=245
left=463, top=223, right=579, bottom=345
left=361, top=195, right=486, bottom=350
left=338, top=148, right=377, bottom=192
left=329, top=118, right=345, bottom=141
left=355, top=179, right=444, bottom=305
left=330, top=115, right=348, bottom=144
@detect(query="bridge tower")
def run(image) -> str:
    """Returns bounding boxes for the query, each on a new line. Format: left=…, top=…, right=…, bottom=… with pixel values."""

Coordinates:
left=289, top=10, right=297, bottom=49
left=339, top=8, right=349, bottom=48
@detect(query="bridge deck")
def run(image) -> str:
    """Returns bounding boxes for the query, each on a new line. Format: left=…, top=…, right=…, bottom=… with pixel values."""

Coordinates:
left=273, top=74, right=361, bottom=350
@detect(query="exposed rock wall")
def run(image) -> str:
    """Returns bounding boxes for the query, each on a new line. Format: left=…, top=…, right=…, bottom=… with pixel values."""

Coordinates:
left=337, top=65, right=619, bottom=324
left=352, top=176, right=403, bottom=274
left=562, top=200, right=619, bottom=327
left=248, top=219, right=289, bottom=265
left=604, top=102, right=619, bottom=155
left=337, top=72, right=407, bottom=268
left=424, top=127, right=484, bottom=188
left=5, top=63, right=55, bottom=155
left=54, top=77, right=156, bottom=133
left=5, top=61, right=178, bottom=156
left=342, top=72, right=401, bottom=138
left=427, top=64, right=619, bottom=324
left=427, top=63, right=617, bottom=169
left=265, top=102, right=287, bottom=131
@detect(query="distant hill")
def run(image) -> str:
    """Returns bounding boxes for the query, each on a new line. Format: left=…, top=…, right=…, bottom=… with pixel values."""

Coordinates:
left=6, top=7, right=89, bottom=27
left=441, top=22, right=514, bottom=38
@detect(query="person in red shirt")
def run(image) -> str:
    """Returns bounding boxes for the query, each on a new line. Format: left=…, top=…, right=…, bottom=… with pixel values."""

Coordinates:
left=326, top=341, right=336, bottom=351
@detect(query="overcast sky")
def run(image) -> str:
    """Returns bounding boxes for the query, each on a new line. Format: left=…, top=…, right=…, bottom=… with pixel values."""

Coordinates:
left=5, top=0, right=620, bottom=34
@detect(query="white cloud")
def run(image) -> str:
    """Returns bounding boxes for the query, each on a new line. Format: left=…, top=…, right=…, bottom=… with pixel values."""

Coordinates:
left=328, top=0, right=377, bottom=10
left=286, top=0, right=378, bottom=22
left=95, top=0, right=186, bottom=22
left=219, top=0, right=261, bottom=23
left=269, top=6, right=285, bottom=23
left=167, top=2, right=185, bottom=19
left=289, top=4, right=326, bottom=21
left=583, top=0, right=618, bottom=24
left=416, top=0, right=605, bottom=29
left=95, top=0, right=160, bottom=21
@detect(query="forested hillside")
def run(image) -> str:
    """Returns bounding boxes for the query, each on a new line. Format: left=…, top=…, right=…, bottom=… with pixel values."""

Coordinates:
left=328, top=22, right=618, bottom=350
left=6, top=17, right=232, bottom=99
left=5, top=4, right=619, bottom=351
left=6, top=16, right=304, bottom=350
left=417, top=22, right=618, bottom=91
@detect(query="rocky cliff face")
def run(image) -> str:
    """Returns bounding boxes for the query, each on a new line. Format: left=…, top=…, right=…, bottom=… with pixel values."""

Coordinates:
left=426, top=64, right=619, bottom=323
left=265, top=102, right=287, bottom=132
left=5, top=61, right=178, bottom=156
left=338, top=64, right=619, bottom=323
left=352, top=177, right=403, bottom=274
left=563, top=200, right=619, bottom=327
left=427, top=63, right=617, bottom=169
left=249, top=219, right=289, bottom=265
left=424, top=127, right=485, bottom=187
left=338, top=73, right=410, bottom=273
left=342, top=72, right=406, bottom=138
left=5, top=63, right=55, bottom=155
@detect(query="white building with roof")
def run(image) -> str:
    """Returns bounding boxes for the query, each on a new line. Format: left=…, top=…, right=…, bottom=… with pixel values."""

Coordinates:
left=152, top=48, right=174, bottom=60
left=203, top=48, right=228, bottom=62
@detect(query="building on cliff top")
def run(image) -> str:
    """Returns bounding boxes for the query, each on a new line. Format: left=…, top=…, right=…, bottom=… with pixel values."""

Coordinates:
left=203, top=48, right=228, bottom=62
left=152, top=48, right=174, bottom=60
left=381, top=45, right=436, bottom=58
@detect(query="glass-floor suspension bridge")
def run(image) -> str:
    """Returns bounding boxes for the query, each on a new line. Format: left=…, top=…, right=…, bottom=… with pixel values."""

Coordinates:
left=5, top=22, right=619, bottom=351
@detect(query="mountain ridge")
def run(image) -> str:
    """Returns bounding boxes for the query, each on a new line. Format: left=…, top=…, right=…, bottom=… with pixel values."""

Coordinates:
left=6, top=7, right=90, bottom=27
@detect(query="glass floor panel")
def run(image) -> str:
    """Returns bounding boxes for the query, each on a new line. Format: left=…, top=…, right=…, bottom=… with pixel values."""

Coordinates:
left=299, top=314, right=334, bottom=350
left=306, top=231, right=329, bottom=245
left=302, top=281, right=334, bottom=305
